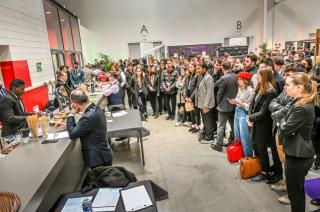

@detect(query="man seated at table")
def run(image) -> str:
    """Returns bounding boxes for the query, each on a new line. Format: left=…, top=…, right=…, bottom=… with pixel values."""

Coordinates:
left=56, top=89, right=113, bottom=168
left=105, top=71, right=125, bottom=111
left=0, top=79, right=29, bottom=137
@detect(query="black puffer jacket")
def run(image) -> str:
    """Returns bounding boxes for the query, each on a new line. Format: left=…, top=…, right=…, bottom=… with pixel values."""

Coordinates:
left=161, top=69, right=179, bottom=94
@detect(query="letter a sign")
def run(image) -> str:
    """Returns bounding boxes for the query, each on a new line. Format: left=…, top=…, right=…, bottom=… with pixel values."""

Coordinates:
left=141, top=25, right=148, bottom=40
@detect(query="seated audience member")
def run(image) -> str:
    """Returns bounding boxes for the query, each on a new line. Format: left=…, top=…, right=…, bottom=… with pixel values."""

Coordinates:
left=196, top=63, right=215, bottom=143
left=228, top=72, right=254, bottom=157
left=248, top=67, right=283, bottom=183
left=211, top=61, right=238, bottom=152
left=130, top=65, right=149, bottom=120
left=54, top=71, right=70, bottom=109
left=0, top=79, right=31, bottom=137
left=56, top=89, right=113, bottom=168
left=111, top=63, right=127, bottom=103
left=280, top=73, right=318, bottom=212
left=105, top=71, right=125, bottom=111
left=69, top=61, right=84, bottom=88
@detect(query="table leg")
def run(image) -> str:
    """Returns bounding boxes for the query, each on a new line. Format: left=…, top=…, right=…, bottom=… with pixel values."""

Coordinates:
left=138, top=130, right=145, bottom=166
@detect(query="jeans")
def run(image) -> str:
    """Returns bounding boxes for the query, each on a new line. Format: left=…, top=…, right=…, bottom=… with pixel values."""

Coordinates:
left=216, top=111, right=235, bottom=146
left=149, top=91, right=159, bottom=114
left=164, top=93, right=177, bottom=116
left=233, top=107, right=253, bottom=157
left=158, top=92, right=166, bottom=113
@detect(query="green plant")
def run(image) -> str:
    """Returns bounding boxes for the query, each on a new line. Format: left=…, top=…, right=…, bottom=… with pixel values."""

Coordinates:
left=259, top=42, right=268, bottom=53
left=100, top=54, right=114, bottom=72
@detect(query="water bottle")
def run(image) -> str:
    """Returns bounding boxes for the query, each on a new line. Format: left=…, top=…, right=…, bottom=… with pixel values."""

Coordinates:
left=82, top=198, right=93, bottom=212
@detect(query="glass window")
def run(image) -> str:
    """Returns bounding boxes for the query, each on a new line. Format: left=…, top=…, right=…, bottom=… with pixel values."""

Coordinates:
left=51, top=53, right=58, bottom=72
left=70, top=18, right=82, bottom=52
left=58, top=53, right=65, bottom=66
left=59, top=10, right=74, bottom=51
left=65, top=52, right=73, bottom=70
left=43, top=1, right=63, bottom=50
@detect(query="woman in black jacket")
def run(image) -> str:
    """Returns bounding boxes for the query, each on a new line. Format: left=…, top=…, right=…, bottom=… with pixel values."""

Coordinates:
left=147, top=66, right=160, bottom=118
left=280, top=73, right=319, bottom=212
left=185, top=63, right=202, bottom=133
left=130, top=65, right=149, bottom=120
left=248, top=67, right=283, bottom=183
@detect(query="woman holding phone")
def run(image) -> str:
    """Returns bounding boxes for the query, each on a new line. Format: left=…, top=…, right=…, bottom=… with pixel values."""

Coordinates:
left=280, top=73, right=318, bottom=212
left=228, top=71, right=254, bottom=157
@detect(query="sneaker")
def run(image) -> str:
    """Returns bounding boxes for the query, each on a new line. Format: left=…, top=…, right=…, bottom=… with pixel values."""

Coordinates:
left=200, top=138, right=213, bottom=144
left=278, top=195, right=290, bottom=205
left=166, top=115, right=171, bottom=120
left=170, top=115, right=175, bottom=120
left=270, top=183, right=287, bottom=192
left=251, top=173, right=268, bottom=182
left=175, top=122, right=182, bottom=127
left=188, top=127, right=194, bottom=132
left=211, top=143, right=223, bottom=152
left=192, top=128, right=200, bottom=133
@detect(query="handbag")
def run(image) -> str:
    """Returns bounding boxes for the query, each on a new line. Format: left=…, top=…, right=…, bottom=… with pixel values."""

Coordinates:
left=226, top=138, right=243, bottom=163
left=185, top=101, right=194, bottom=112
left=239, top=156, right=261, bottom=179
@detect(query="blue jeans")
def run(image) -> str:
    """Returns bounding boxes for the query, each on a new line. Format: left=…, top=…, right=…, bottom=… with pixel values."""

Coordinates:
left=233, top=107, right=253, bottom=157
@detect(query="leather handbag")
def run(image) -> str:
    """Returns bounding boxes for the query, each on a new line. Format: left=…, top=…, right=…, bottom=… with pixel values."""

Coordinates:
left=185, top=101, right=194, bottom=112
left=239, top=156, right=262, bottom=179
left=226, top=138, right=243, bottom=163
left=0, top=192, right=21, bottom=212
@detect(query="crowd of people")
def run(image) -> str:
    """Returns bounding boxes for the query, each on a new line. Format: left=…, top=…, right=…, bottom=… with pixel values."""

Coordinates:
left=50, top=49, right=320, bottom=212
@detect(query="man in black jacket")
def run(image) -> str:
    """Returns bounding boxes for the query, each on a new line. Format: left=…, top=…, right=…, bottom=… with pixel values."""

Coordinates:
left=211, top=61, right=238, bottom=152
left=0, top=79, right=29, bottom=137
left=56, top=89, right=112, bottom=168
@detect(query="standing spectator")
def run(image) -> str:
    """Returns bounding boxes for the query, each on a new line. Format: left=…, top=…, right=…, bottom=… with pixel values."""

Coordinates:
left=147, top=66, right=160, bottom=118
left=248, top=67, right=282, bottom=183
left=212, top=59, right=224, bottom=135
left=196, top=63, right=215, bottom=143
left=280, top=73, right=318, bottom=212
left=186, top=63, right=202, bottom=133
left=161, top=59, right=179, bottom=120
left=69, top=62, right=84, bottom=88
left=158, top=62, right=167, bottom=115
left=273, top=57, right=285, bottom=94
left=124, top=63, right=135, bottom=109
left=112, top=64, right=127, bottom=104
left=130, top=66, right=149, bottom=120
left=175, top=67, right=188, bottom=126
left=228, top=72, right=254, bottom=157
left=203, top=55, right=213, bottom=71
left=211, top=61, right=238, bottom=152
left=244, top=54, right=258, bottom=88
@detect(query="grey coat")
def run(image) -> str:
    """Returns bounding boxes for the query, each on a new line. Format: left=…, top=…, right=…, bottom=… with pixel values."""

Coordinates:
left=215, top=71, right=238, bottom=112
left=196, top=72, right=215, bottom=109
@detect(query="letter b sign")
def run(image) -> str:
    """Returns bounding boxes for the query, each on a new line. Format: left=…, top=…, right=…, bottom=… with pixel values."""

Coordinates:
left=237, top=21, right=242, bottom=30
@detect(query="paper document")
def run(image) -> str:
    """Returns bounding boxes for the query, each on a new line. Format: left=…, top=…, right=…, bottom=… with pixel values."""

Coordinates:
left=47, top=131, right=69, bottom=139
left=112, top=110, right=128, bottom=118
left=62, top=196, right=93, bottom=212
left=121, top=185, right=153, bottom=211
left=92, top=188, right=121, bottom=211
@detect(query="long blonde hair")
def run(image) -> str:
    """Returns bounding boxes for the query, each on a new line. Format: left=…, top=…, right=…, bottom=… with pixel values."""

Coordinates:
left=288, top=73, right=319, bottom=106
left=256, top=67, right=276, bottom=95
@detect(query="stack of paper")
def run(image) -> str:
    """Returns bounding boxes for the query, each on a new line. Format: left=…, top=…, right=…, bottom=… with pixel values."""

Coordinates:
left=92, top=188, right=121, bottom=211
left=47, top=131, right=69, bottom=139
left=112, top=110, right=128, bottom=118
left=121, top=186, right=153, bottom=211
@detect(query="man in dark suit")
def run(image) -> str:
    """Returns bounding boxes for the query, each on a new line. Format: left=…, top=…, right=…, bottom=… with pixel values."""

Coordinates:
left=0, top=79, right=29, bottom=137
left=69, top=62, right=84, bottom=88
left=56, top=89, right=112, bottom=168
left=211, top=61, right=238, bottom=152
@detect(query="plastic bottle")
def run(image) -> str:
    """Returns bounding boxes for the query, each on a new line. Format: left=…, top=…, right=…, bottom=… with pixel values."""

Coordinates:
left=82, top=198, right=93, bottom=212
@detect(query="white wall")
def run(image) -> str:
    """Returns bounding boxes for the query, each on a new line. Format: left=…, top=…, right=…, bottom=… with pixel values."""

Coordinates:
left=79, top=25, right=100, bottom=64
left=0, top=0, right=54, bottom=86
left=59, top=0, right=265, bottom=60
left=266, top=0, right=320, bottom=48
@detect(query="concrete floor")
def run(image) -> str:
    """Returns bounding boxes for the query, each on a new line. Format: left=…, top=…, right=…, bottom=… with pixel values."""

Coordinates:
left=112, top=114, right=319, bottom=212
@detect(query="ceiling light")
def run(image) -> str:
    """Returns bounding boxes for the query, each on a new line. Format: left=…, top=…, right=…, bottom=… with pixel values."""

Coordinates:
left=45, top=11, right=51, bottom=14
left=60, top=19, right=64, bottom=22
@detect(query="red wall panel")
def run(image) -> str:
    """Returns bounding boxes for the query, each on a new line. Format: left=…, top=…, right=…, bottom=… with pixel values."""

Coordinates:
left=21, top=85, right=49, bottom=112
left=0, top=60, right=32, bottom=88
